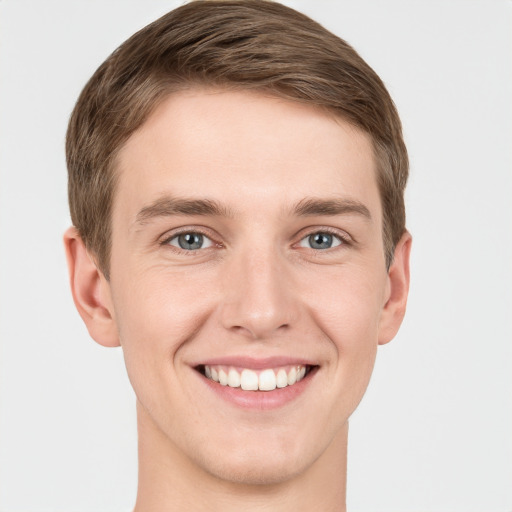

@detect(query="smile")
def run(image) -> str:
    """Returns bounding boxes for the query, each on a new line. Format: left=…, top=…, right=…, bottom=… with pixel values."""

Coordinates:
left=199, top=364, right=312, bottom=391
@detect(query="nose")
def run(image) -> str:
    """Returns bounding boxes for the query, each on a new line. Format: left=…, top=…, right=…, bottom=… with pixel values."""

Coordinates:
left=219, top=247, right=300, bottom=340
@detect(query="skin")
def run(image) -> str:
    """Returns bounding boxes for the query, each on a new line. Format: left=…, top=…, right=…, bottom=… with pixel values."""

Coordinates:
left=64, top=89, right=411, bottom=512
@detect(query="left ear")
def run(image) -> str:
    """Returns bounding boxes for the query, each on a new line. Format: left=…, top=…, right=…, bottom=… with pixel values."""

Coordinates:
left=378, top=231, right=412, bottom=345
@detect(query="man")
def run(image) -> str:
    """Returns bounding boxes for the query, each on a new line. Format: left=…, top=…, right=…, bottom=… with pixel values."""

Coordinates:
left=64, top=1, right=411, bottom=510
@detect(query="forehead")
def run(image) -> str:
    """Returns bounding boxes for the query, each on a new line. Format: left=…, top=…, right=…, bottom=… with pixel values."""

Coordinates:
left=113, top=88, right=380, bottom=224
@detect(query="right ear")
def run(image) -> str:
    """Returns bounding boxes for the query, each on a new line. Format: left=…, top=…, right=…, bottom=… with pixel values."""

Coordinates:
left=63, top=227, right=120, bottom=347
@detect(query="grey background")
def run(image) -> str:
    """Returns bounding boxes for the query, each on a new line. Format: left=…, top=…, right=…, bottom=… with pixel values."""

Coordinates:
left=1, top=1, right=511, bottom=510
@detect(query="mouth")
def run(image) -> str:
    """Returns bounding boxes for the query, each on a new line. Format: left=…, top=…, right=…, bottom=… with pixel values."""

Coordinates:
left=195, top=364, right=317, bottom=392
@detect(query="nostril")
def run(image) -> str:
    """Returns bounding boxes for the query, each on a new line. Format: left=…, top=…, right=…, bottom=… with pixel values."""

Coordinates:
left=228, top=322, right=290, bottom=340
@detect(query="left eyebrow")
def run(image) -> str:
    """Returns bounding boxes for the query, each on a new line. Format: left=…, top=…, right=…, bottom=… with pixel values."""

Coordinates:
left=292, top=197, right=372, bottom=220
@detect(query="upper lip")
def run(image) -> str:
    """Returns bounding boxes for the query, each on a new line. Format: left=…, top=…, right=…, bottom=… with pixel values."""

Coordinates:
left=192, top=356, right=317, bottom=370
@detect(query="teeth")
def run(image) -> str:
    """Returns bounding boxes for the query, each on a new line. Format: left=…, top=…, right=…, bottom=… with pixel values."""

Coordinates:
left=276, top=369, right=288, bottom=388
left=258, top=369, right=276, bottom=391
left=228, top=368, right=241, bottom=388
left=219, top=369, right=228, bottom=386
left=287, top=367, right=297, bottom=385
left=203, top=364, right=310, bottom=391
left=240, top=369, right=259, bottom=391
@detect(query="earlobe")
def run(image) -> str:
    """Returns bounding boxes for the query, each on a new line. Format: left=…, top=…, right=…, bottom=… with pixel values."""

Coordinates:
left=63, top=227, right=120, bottom=347
left=378, top=231, right=412, bottom=345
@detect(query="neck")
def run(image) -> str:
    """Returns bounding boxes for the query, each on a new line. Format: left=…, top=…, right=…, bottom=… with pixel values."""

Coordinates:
left=133, top=401, right=347, bottom=512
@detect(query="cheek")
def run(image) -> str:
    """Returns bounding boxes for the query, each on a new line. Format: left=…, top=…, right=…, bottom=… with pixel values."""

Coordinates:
left=308, top=264, right=385, bottom=342
left=113, top=262, right=210, bottom=337
left=306, top=265, right=385, bottom=395
left=109, top=266, right=213, bottom=388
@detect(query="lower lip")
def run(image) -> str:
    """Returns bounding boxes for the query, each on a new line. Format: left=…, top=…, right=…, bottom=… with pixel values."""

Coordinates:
left=197, top=368, right=317, bottom=410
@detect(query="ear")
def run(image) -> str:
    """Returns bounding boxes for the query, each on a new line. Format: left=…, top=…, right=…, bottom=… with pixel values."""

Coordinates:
left=378, top=231, right=412, bottom=345
left=63, top=227, right=120, bottom=347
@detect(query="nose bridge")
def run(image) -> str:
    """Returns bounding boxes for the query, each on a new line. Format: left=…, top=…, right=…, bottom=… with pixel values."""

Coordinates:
left=220, top=240, right=297, bottom=338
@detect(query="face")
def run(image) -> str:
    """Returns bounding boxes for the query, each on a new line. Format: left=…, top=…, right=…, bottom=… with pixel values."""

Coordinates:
left=102, top=89, right=402, bottom=484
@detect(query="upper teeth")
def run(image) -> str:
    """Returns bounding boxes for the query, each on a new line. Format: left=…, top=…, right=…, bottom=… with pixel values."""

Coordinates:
left=204, top=365, right=307, bottom=391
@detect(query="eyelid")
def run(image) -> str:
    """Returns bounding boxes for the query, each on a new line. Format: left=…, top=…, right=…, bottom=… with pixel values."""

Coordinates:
left=169, top=233, right=213, bottom=250
left=298, top=233, right=342, bottom=249
left=295, top=226, right=353, bottom=247
left=156, top=225, right=352, bottom=252
left=158, top=226, right=220, bottom=248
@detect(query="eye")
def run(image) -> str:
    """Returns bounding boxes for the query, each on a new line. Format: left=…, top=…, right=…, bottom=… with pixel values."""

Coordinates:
left=167, top=232, right=214, bottom=251
left=299, top=232, right=343, bottom=250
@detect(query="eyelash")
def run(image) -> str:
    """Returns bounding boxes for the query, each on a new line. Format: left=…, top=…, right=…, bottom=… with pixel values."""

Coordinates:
left=159, top=227, right=352, bottom=253
left=299, top=228, right=351, bottom=249
left=159, top=227, right=220, bottom=251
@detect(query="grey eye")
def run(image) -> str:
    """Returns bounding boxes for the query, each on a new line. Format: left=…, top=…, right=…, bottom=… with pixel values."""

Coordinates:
left=299, top=232, right=342, bottom=250
left=168, top=232, right=213, bottom=250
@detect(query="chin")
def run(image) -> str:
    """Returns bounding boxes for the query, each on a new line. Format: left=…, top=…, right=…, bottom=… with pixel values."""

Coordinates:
left=188, top=430, right=319, bottom=487
left=201, top=453, right=304, bottom=486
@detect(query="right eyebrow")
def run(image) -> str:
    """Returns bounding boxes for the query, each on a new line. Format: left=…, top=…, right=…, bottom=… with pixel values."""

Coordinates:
left=134, top=196, right=235, bottom=226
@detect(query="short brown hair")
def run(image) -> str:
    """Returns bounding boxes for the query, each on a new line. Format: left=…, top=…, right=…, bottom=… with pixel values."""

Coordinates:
left=67, top=0, right=408, bottom=278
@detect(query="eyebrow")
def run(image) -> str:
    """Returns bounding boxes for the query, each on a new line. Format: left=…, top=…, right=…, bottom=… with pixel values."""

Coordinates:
left=292, top=197, right=372, bottom=220
left=134, top=195, right=372, bottom=226
left=135, top=196, right=234, bottom=225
